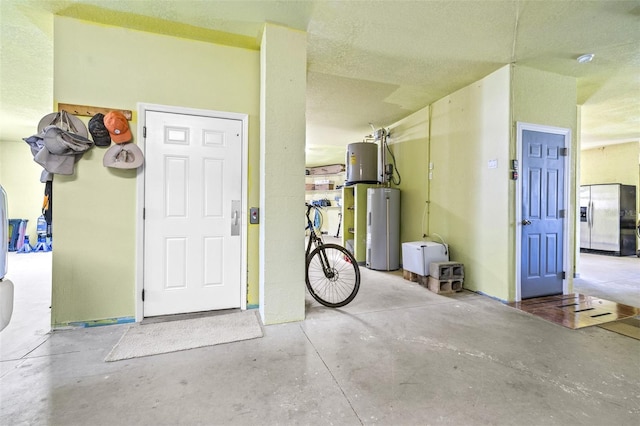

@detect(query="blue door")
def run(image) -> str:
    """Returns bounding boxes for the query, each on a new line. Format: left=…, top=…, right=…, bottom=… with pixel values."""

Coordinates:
left=521, top=129, right=565, bottom=299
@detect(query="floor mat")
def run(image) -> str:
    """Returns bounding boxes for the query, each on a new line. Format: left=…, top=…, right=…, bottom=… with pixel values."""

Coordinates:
left=508, top=293, right=640, bottom=330
left=597, top=316, right=640, bottom=340
left=105, top=310, right=263, bottom=362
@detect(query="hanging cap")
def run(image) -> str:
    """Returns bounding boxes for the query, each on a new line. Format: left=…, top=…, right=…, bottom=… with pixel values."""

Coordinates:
left=103, top=111, right=132, bottom=144
left=88, top=113, right=112, bottom=147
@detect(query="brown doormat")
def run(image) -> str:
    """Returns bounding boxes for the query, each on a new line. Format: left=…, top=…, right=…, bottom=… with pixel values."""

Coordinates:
left=508, top=293, right=640, bottom=330
left=598, top=317, right=640, bottom=340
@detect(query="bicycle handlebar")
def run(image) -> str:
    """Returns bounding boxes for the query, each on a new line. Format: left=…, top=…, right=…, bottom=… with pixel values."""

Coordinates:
left=305, top=203, right=323, bottom=234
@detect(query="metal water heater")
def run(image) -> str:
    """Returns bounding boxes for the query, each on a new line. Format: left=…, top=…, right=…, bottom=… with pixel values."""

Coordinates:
left=366, top=187, right=400, bottom=271
left=345, top=142, right=378, bottom=185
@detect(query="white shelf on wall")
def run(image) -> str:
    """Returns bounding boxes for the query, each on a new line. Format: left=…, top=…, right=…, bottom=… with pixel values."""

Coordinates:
left=306, top=172, right=346, bottom=177
left=305, top=167, right=345, bottom=235
left=341, top=183, right=376, bottom=263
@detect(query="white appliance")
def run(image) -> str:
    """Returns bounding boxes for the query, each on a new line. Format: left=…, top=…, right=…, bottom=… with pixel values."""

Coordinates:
left=580, top=184, right=637, bottom=256
left=402, top=241, right=449, bottom=276
left=0, top=184, right=14, bottom=331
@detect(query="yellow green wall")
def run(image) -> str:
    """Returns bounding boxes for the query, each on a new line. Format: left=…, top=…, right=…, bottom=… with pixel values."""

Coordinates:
left=429, top=66, right=512, bottom=301
left=258, top=24, right=307, bottom=324
left=512, top=65, right=578, bottom=292
left=386, top=106, right=430, bottom=244
left=52, top=16, right=260, bottom=326
left=0, top=141, right=45, bottom=245
left=581, top=141, right=640, bottom=249
left=6, top=15, right=583, bottom=321
left=387, top=65, right=577, bottom=302
left=580, top=142, right=639, bottom=186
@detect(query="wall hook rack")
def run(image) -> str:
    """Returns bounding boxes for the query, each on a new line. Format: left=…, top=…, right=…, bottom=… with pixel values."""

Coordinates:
left=58, top=103, right=132, bottom=121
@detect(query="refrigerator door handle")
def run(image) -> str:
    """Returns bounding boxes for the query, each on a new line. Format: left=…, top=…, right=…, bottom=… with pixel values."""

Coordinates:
left=588, top=200, right=593, bottom=227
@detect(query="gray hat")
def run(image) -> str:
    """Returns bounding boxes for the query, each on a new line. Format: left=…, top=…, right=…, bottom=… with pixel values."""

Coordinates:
left=33, top=126, right=94, bottom=175
left=23, top=133, right=46, bottom=157
left=37, top=111, right=88, bottom=138
left=103, top=142, right=144, bottom=169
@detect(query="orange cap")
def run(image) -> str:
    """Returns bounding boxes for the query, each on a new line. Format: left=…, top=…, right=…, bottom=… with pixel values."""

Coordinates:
left=103, top=111, right=132, bottom=144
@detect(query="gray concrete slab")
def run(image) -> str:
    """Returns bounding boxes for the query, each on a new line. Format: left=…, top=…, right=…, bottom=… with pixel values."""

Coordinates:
left=0, top=252, right=51, bottom=362
left=1, top=251, right=639, bottom=425
left=301, top=300, right=640, bottom=425
left=1, top=322, right=361, bottom=425
left=574, top=253, right=640, bottom=307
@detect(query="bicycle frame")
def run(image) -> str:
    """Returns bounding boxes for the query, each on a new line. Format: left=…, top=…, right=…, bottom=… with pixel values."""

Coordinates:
left=305, top=205, right=335, bottom=278
left=304, top=203, right=360, bottom=307
left=305, top=204, right=323, bottom=255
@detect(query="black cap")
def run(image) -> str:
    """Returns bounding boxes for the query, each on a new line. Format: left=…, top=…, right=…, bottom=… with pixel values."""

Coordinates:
left=88, top=113, right=112, bottom=147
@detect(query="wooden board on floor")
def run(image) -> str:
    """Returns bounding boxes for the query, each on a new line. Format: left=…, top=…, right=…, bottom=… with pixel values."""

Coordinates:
left=598, top=317, right=640, bottom=340
left=508, top=294, right=640, bottom=329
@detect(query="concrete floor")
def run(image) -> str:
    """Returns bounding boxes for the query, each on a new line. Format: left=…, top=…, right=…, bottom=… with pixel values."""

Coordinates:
left=0, top=251, right=638, bottom=425
left=573, top=252, right=640, bottom=307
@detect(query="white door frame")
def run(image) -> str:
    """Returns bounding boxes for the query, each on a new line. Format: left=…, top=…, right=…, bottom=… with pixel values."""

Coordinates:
left=135, top=103, right=249, bottom=322
left=515, top=122, right=572, bottom=302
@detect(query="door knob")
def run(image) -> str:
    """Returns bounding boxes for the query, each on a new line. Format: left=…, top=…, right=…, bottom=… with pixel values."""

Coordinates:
left=522, top=219, right=532, bottom=226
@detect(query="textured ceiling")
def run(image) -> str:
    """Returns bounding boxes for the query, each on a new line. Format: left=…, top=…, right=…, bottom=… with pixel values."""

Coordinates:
left=1, top=0, right=639, bottom=167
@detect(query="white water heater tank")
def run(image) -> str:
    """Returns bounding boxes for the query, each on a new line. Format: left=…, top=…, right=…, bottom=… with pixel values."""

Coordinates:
left=345, top=142, right=378, bottom=185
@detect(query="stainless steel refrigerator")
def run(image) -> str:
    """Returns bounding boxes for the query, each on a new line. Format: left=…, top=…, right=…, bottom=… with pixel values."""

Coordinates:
left=366, top=187, right=400, bottom=270
left=580, top=184, right=636, bottom=256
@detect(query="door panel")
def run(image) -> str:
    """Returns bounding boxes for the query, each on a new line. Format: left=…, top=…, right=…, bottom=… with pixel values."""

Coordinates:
left=144, top=111, right=242, bottom=317
left=590, top=184, right=619, bottom=251
left=521, top=130, right=565, bottom=299
left=579, top=186, right=591, bottom=249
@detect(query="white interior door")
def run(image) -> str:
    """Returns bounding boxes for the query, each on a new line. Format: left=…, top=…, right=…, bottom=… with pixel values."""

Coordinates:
left=143, top=110, right=242, bottom=317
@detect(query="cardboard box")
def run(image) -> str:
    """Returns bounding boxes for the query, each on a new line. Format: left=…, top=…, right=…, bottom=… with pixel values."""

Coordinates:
left=314, top=183, right=335, bottom=191
left=308, top=164, right=345, bottom=175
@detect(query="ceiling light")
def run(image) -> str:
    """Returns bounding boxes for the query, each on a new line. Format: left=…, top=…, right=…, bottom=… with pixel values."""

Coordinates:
left=577, top=53, right=595, bottom=63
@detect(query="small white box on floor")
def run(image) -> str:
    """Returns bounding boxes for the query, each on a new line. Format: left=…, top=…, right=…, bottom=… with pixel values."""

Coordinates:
left=401, top=241, right=449, bottom=276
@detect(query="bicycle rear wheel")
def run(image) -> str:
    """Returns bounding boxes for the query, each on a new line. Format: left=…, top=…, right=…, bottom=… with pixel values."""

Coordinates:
left=306, top=243, right=360, bottom=308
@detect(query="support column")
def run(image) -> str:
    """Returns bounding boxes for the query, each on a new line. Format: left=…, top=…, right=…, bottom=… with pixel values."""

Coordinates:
left=259, top=24, right=307, bottom=324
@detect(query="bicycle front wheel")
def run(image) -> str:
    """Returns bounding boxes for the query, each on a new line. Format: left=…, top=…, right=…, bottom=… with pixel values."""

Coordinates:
left=306, top=243, right=360, bottom=308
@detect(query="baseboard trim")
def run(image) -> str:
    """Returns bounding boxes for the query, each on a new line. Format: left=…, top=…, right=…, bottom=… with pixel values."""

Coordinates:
left=54, top=316, right=135, bottom=330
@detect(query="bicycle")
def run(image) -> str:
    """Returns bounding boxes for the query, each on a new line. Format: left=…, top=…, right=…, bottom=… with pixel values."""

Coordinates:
left=305, top=203, right=360, bottom=307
